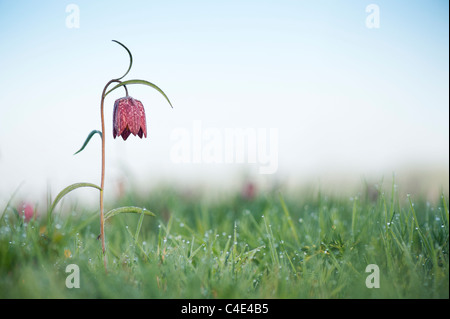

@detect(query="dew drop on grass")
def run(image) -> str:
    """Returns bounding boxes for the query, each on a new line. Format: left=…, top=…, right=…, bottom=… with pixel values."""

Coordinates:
left=179, top=223, right=184, bottom=227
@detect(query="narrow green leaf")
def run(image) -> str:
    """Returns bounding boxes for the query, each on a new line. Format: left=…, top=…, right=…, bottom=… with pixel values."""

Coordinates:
left=74, top=130, right=102, bottom=155
left=408, top=195, right=420, bottom=231
left=279, top=192, right=299, bottom=245
left=104, top=79, right=173, bottom=108
left=442, top=193, right=449, bottom=226
left=135, top=210, right=145, bottom=244
left=104, top=206, right=155, bottom=221
left=389, top=174, right=396, bottom=224
left=351, top=197, right=358, bottom=237
left=188, top=239, right=204, bottom=262
left=112, top=40, right=133, bottom=81
left=0, top=182, right=24, bottom=224
left=50, top=183, right=102, bottom=214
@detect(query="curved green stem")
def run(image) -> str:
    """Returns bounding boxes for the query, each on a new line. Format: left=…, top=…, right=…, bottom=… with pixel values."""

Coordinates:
left=98, top=40, right=169, bottom=273
left=99, top=79, right=120, bottom=273
left=98, top=41, right=133, bottom=273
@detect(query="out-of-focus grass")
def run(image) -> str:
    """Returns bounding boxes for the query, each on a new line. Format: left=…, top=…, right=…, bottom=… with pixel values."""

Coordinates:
left=0, top=179, right=448, bottom=298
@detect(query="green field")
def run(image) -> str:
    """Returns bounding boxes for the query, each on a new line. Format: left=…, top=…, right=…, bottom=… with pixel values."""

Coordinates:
left=0, top=179, right=448, bottom=299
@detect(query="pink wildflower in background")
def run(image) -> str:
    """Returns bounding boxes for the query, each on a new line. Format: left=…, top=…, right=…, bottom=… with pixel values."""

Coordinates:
left=18, top=202, right=36, bottom=222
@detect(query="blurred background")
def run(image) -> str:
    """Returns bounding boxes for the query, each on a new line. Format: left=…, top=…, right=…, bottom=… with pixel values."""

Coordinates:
left=0, top=1, right=448, bottom=208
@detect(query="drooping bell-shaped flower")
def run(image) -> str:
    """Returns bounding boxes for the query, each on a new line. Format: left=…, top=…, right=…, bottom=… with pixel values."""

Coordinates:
left=112, top=96, right=147, bottom=140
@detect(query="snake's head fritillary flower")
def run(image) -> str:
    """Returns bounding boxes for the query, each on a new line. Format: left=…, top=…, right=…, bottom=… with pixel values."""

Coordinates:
left=113, top=96, right=147, bottom=140
left=241, top=182, right=256, bottom=201
left=18, top=202, right=36, bottom=222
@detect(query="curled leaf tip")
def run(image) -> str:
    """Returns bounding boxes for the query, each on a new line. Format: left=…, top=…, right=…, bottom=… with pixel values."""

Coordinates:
left=111, top=40, right=133, bottom=81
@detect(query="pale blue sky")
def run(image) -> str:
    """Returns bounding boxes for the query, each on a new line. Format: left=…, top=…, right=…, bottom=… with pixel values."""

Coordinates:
left=0, top=1, right=448, bottom=202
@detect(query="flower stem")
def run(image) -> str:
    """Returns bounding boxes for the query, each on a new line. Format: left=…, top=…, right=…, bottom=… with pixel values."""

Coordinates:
left=99, top=79, right=126, bottom=273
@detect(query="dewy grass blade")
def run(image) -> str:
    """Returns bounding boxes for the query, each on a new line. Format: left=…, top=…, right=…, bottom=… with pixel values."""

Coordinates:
left=442, top=194, right=449, bottom=227
left=135, top=208, right=145, bottom=244
left=104, top=79, right=173, bottom=108
left=0, top=181, right=24, bottom=224
left=408, top=195, right=434, bottom=259
left=74, top=130, right=102, bottom=155
left=408, top=195, right=420, bottom=231
left=279, top=192, right=299, bottom=246
left=389, top=175, right=396, bottom=224
left=351, top=197, right=358, bottom=238
left=188, top=240, right=204, bottom=262
left=262, top=210, right=279, bottom=266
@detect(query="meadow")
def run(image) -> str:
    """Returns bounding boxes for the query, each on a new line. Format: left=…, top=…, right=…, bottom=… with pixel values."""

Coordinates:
left=0, top=179, right=448, bottom=299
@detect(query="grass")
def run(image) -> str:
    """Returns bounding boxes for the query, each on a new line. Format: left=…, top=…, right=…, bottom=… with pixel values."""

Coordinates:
left=0, top=179, right=448, bottom=299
